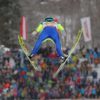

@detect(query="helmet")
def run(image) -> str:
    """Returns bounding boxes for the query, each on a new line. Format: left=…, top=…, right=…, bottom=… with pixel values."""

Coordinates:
left=44, top=17, right=54, bottom=22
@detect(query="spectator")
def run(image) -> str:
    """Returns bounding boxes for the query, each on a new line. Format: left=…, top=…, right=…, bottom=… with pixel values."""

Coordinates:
left=0, top=46, right=100, bottom=99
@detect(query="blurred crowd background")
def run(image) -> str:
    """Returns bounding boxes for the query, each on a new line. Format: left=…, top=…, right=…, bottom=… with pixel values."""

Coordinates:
left=0, top=46, right=100, bottom=99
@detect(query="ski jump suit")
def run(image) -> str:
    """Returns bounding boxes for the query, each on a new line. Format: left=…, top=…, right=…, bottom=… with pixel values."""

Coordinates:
left=31, top=21, right=65, bottom=58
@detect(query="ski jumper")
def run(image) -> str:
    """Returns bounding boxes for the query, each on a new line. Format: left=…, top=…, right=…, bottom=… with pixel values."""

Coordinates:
left=31, top=21, right=65, bottom=57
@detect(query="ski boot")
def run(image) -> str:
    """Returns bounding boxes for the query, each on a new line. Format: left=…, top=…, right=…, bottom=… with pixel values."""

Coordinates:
left=60, top=54, right=68, bottom=63
left=28, top=54, right=34, bottom=60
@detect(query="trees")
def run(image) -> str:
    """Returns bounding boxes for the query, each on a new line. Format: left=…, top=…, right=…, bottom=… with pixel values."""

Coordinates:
left=0, top=0, right=21, bottom=47
left=0, top=0, right=100, bottom=47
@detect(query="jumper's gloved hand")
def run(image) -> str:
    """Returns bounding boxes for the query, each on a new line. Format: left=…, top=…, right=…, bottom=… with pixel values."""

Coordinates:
left=32, top=31, right=37, bottom=36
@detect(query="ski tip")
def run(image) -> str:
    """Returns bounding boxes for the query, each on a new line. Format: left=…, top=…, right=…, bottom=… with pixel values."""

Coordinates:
left=35, top=67, right=41, bottom=71
left=53, top=73, right=58, bottom=78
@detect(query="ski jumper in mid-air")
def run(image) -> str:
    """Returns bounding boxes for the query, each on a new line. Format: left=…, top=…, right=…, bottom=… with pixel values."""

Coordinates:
left=29, top=17, right=67, bottom=62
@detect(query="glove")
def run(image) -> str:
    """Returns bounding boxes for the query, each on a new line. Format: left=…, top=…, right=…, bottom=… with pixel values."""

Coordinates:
left=32, top=31, right=37, bottom=36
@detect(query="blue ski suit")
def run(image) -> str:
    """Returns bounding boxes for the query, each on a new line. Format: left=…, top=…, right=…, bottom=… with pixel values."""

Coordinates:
left=31, top=22, right=65, bottom=57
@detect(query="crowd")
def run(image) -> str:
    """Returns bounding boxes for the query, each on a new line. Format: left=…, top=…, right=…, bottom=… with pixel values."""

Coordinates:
left=0, top=46, right=100, bottom=99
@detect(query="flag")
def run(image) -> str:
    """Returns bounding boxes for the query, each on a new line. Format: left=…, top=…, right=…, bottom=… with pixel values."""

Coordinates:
left=20, top=16, right=27, bottom=40
left=81, top=17, right=92, bottom=42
